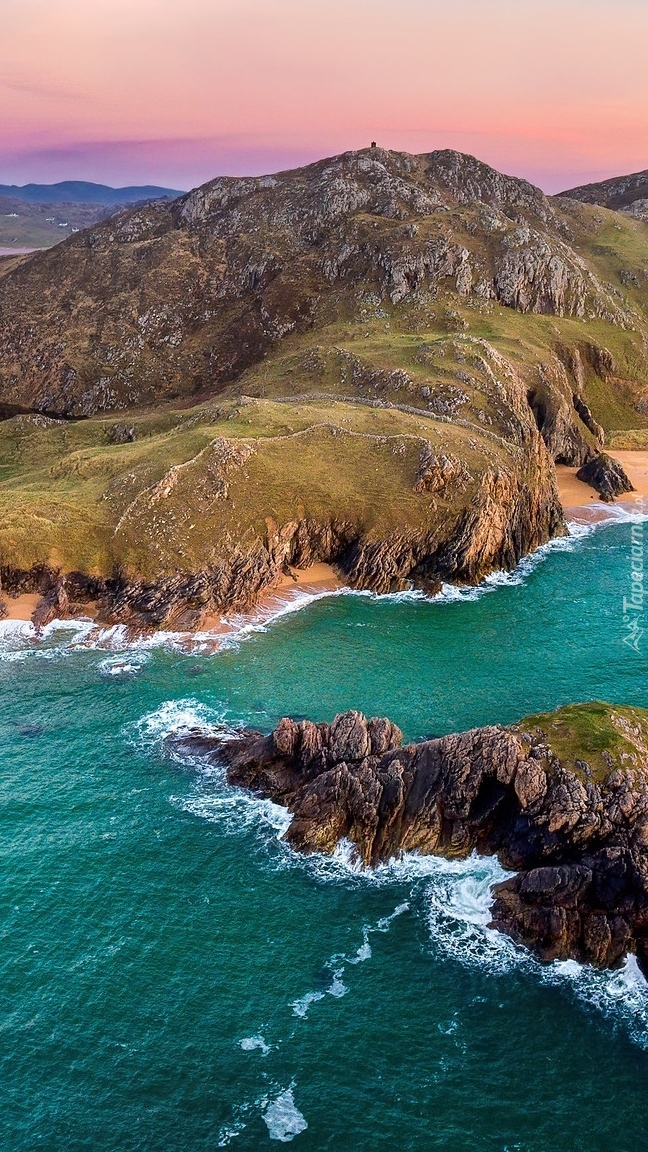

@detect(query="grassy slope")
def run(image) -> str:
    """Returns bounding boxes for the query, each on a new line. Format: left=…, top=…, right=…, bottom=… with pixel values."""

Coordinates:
left=1, top=189, right=648, bottom=576
left=515, top=702, right=648, bottom=784
left=0, top=395, right=498, bottom=576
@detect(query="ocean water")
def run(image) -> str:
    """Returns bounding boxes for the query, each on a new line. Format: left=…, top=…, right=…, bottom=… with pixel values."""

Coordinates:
left=1, top=514, right=648, bottom=1151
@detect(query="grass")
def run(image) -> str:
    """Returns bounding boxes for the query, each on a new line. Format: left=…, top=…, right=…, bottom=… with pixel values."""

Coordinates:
left=0, top=398, right=501, bottom=576
left=515, top=702, right=648, bottom=784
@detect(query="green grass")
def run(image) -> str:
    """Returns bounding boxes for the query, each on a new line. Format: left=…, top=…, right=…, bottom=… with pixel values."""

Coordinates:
left=515, top=702, right=648, bottom=784
left=0, top=398, right=502, bottom=576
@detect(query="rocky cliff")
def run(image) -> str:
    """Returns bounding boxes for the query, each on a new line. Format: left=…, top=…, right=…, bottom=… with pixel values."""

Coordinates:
left=173, top=703, right=648, bottom=975
left=0, top=148, right=643, bottom=418
left=0, top=147, right=647, bottom=619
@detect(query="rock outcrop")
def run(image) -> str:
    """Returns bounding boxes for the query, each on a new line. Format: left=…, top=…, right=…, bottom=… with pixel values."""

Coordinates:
left=561, top=169, right=648, bottom=213
left=173, top=704, right=648, bottom=975
left=576, top=453, right=634, bottom=502
left=0, top=148, right=633, bottom=418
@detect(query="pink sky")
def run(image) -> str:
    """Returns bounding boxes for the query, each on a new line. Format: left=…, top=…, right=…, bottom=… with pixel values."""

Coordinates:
left=1, top=0, right=647, bottom=192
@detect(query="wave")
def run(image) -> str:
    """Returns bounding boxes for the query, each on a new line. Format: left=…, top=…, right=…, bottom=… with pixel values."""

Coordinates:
left=136, top=696, right=648, bottom=1049
left=0, top=510, right=641, bottom=661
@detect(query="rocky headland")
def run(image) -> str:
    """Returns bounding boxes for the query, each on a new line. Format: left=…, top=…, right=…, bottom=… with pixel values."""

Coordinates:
left=0, top=147, right=646, bottom=627
left=172, top=703, right=648, bottom=976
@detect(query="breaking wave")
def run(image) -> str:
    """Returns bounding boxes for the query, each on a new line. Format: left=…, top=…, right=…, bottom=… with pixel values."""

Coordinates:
left=136, top=696, right=648, bottom=1051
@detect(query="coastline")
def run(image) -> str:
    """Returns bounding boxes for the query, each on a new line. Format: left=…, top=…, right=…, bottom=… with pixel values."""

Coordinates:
left=3, top=455, right=648, bottom=647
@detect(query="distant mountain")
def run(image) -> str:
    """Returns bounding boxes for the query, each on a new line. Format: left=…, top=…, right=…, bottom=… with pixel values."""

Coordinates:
left=560, top=169, right=648, bottom=212
left=0, top=181, right=185, bottom=206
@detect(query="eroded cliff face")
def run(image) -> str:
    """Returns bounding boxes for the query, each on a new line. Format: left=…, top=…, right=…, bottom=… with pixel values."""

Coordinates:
left=0, top=420, right=563, bottom=629
left=174, top=706, right=648, bottom=975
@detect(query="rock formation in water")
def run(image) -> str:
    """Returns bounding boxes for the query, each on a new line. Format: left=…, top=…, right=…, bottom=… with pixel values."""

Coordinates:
left=172, top=704, right=648, bottom=976
left=575, top=453, right=634, bottom=502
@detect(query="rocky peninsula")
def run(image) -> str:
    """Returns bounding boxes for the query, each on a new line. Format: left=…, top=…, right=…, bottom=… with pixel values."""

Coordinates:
left=172, top=703, right=648, bottom=977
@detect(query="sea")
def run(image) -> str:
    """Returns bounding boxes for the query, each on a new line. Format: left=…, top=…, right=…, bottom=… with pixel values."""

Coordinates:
left=1, top=508, right=647, bottom=1151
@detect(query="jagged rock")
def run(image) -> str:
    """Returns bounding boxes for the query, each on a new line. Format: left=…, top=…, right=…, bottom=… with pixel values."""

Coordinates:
left=0, top=148, right=632, bottom=417
left=572, top=395, right=604, bottom=446
left=32, top=580, right=69, bottom=632
left=576, top=453, right=634, bottom=502
left=107, top=423, right=136, bottom=444
left=172, top=703, right=648, bottom=974
left=0, top=598, right=8, bottom=620
left=414, top=448, right=471, bottom=494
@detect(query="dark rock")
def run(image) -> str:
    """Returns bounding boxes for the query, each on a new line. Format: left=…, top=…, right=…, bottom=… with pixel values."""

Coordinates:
left=107, top=423, right=136, bottom=444
left=176, top=707, right=648, bottom=972
left=576, top=453, right=634, bottom=502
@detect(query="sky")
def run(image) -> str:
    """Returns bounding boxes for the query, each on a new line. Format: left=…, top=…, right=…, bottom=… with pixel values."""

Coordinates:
left=1, top=0, right=646, bottom=193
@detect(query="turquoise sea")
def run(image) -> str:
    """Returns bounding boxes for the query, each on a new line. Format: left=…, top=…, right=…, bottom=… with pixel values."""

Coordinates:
left=2, top=514, right=648, bottom=1151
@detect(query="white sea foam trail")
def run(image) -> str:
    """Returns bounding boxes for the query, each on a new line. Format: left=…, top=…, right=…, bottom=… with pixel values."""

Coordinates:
left=263, top=1087, right=308, bottom=1143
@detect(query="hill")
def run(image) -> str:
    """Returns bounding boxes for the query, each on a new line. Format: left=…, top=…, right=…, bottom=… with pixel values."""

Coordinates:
left=0, top=181, right=185, bottom=206
left=0, top=147, right=646, bottom=625
left=561, top=168, right=648, bottom=219
left=0, top=182, right=186, bottom=252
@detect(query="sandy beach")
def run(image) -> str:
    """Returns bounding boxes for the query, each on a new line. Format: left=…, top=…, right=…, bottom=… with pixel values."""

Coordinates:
left=2, top=593, right=41, bottom=622
left=4, top=456, right=648, bottom=637
left=557, top=452, right=648, bottom=517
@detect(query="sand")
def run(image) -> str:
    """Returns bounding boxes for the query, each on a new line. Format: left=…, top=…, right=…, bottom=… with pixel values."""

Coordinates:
left=5, top=456, right=648, bottom=637
left=557, top=452, right=648, bottom=521
left=200, top=563, right=342, bottom=636
left=2, top=593, right=41, bottom=621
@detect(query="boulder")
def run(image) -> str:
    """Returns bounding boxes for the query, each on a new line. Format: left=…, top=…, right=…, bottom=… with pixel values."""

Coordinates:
left=576, top=453, right=634, bottom=502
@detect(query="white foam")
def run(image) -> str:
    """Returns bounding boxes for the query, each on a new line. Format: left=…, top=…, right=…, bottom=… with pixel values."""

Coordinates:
left=239, top=1034, right=270, bottom=1055
left=98, top=655, right=148, bottom=677
left=0, top=615, right=97, bottom=662
left=326, top=967, right=349, bottom=999
left=567, top=501, right=648, bottom=529
left=347, top=929, right=372, bottom=965
left=290, top=990, right=326, bottom=1019
left=133, top=698, right=224, bottom=745
left=263, top=1088, right=308, bottom=1142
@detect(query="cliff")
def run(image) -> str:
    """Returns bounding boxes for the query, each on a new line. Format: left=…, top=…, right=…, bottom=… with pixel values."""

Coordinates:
left=174, top=703, right=648, bottom=975
left=0, top=147, right=647, bottom=618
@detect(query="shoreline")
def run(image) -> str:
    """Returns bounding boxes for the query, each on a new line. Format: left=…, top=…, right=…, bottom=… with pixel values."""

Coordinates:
left=3, top=456, right=648, bottom=646
left=557, top=453, right=648, bottom=519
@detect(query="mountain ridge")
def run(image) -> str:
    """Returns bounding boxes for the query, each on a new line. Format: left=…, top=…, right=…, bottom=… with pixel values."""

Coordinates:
left=0, top=180, right=186, bottom=205
left=560, top=168, right=648, bottom=217
left=0, top=146, right=646, bottom=623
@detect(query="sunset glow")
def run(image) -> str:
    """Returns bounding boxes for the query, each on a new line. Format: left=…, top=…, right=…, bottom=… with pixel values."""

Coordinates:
left=1, top=0, right=647, bottom=190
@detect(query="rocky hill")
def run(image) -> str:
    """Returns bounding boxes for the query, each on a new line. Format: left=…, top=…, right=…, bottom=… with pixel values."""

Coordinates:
left=175, top=702, right=648, bottom=975
left=562, top=169, right=648, bottom=219
left=0, top=148, right=647, bottom=620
